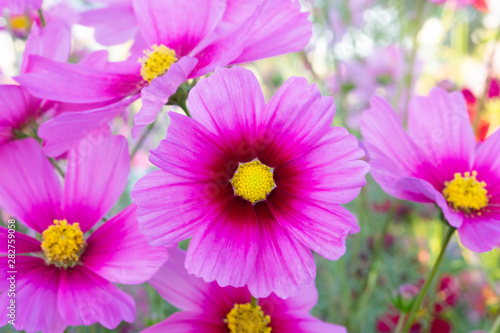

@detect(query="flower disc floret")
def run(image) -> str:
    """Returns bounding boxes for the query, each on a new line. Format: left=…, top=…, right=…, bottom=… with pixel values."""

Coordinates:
left=139, top=44, right=178, bottom=83
left=231, top=161, right=275, bottom=203
left=41, top=219, right=86, bottom=269
left=442, top=171, right=489, bottom=215
left=224, top=303, right=272, bottom=333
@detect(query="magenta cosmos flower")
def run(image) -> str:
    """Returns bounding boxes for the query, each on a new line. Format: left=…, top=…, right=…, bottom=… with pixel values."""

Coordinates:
left=132, top=67, right=369, bottom=299
left=142, top=248, right=347, bottom=333
left=0, top=135, right=168, bottom=333
left=17, top=0, right=312, bottom=145
left=360, top=87, right=500, bottom=253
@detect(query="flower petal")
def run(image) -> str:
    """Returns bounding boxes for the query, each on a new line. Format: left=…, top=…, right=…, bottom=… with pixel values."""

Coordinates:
left=270, top=313, right=347, bottom=333
left=186, top=197, right=259, bottom=288
left=458, top=214, right=500, bottom=253
left=276, top=127, right=368, bottom=205
left=63, top=134, right=129, bottom=232
left=261, top=282, right=319, bottom=316
left=474, top=129, right=500, bottom=195
left=0, top=138, right=63, bottom=233
left=257, top=76, right=335, bottom=167
left=267, top=189, right=358, bottom=261
left=247, top=202, right=316, bottom=299
left=132, top=0, right=226, bottom=56
left=0, top=227, right=40, bottom=254
left=39, top=96, right=136, bottom=158
left=141, top=311, right=225, bottom=333
left=132, top=170, right=231, bottom=247
left=0, top=260, right=65, bottom=333
left=82, top=205, right=168, bottom=284
left=188, top=66, right=264, bottom=160
left=230, top=0, right=312, bottom=64
left=16, top=55, right=141, bottom=103
left=132, top=56, right=198, bottom=139
left=58, top=266, right=135, bottom=329
left=80, top=3, right=138, bottom=45
left=407, top=87, right=475, bottom=180
left=148, top=248, right=250, bottom=316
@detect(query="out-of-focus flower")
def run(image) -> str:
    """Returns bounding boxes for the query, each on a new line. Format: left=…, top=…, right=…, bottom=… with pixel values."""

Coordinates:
left=462, top=78, right=500, bottom=141
left=142, top=248, right=347, bottom=333
left=0, top=0, right=42, bottom=15
left=0, top=135, right=168, bottom=333
left=361, top=87, right=500, bottom=252
left=16, top=0, right=312, bottom=146
left=428, top=0, right=488, bottom=11
left=132, top=67, right=368, bottom=299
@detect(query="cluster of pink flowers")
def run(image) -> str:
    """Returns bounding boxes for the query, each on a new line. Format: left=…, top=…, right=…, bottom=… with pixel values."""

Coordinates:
left=0, top=0, right=499, bottom=332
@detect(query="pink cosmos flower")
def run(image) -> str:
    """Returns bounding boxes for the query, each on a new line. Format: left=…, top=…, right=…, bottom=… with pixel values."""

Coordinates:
left=0, top=0, right=42, bottom=15
left=16, top=0, right=312, bottom=150
left=131, top=66, right=369, bottom=299
left=0, top=135, right=168, bottom=333
left=360, top=87, right=500, bottom=253
left=142, top=248, right=347, bottom=333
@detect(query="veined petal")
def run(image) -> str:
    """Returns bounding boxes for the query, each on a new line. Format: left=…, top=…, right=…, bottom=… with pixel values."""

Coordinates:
left=458, top=215, right=500, bottom=253
left=64, top=134, right=129, bottom=232
left=0, top=138, right=63, bottom=233
left=0, top=227, right=40, bottom=254
left=57, top=266, right=136, bottom=329
left=141, top=311, right=225, bottom=333
left=82, top=205, right=168, bottom=285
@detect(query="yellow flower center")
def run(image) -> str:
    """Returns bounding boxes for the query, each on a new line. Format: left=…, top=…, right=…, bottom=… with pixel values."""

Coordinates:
left=41, top=219, right=86, bottom=269
left=231, top=161, right=275, bottom=203
left=139, top=44, right=178, bottom=83
left=10, top=15, right=31, bottom=30
left=224, top=303, right=272, bottom=333
left=442, top=171, right=489, bottom=215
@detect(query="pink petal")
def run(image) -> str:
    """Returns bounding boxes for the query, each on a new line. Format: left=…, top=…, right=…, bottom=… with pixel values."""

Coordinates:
left=132, top=0, right=226, bottom=56
left=132, top=56, right=198, bottom=138
left=38, top=96, right=137, bottom=158
left=0, top=138, right=63, bottom=233
left=188, top=66, right=264, bottom=160
left=262, top=282, right=319, bottom=316
left=80, top=3, right=138, bottom=45
left=16, top=56, right=142, bottom=103
left=247, top=202, right=316, bottom=299
left=82, top=205, right=168, bottom=284
left=21, top=21, right=71, bottom=73
left=149, top=112, right=231, bottom=182
left=0, top=226, right=40, bottom=254
left=267, top=189, right=358, bottom=261
left=0, top=261, right=65, bottom=333
left=360, top=95, right=443, bottom=200
left=270, top=313, right=347, bottom=333
left=132, top=170, right=231, bottom=247
left=230, top=0, right=312, bottom=64
left=407, top=87, right=475, bottom=181
left=276, top=127, right=368, bottom=205
left=0, top=255, right=44, bottom=290
left=0, top=85, right=40, bottom=145
left=63, top=134, right=129, bottom=232
left=257, top=76, right=335, bottom=167
left=458, top=215, right=500, bottom=253
left=149, top=248, right=250, bottom=316
left=3, top=0, right=42, bottom=14
left=474, top=129, right=500, bottom=195
left=186, top=197, right=259, bottom=288
left=58, top=266, right=135, bottom=329
left=141, top=311, right=225, bottom=333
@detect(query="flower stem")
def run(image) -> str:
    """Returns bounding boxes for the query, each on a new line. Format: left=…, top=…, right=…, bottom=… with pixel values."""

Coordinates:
left=130, top=122, right=155, bottom=160
left=48, top=157, right=65, bottom=178
left=398, top=226, right=455, bottom=333
left=251, top=296, right=258, bottom=307
left=491, top=314, right=500, bottom=333
left=38, top=9, right=46, bottom=28
left=178, top=99, right=191, bottom=118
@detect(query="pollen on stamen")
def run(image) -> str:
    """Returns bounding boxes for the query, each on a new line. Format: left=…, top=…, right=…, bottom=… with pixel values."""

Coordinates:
left=139, top=44, right=178, bottom=83
left=224, top=303, right=272, bottom=333
left=442, top=171, right=489, bottom=215
left=231, top=160, right=275, bottom=203
left=41, top=219, right=86, bottom=269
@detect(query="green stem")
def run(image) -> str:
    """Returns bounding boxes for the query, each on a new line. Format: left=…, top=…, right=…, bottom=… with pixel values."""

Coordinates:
left=178, top=99, right=191, bottom=118
left=48, top=157, right=65, bottom=178
left=394, top=312, right=407, bottom=333
left=38, top=9, right=46, bottom=28
left=251, top=296, right=258, bottom=307
left=491, top=314, right=500, bottom=333
left=130, top=122, right=155, bottom=160
left=398, top=227, right=455, bottom=333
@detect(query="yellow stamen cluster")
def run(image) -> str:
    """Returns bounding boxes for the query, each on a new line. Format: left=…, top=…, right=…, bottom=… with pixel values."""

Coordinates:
left=139, top=44, right=178, bottom=83
left=225, top=303, right=272, bottom=333
left=442, top=171, right=489, bottom=215
left=231, top=161, right=275, bottom=203
left=10, top=15, right=31, bottom=30
left=41, top=219, right=86, bottom=269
